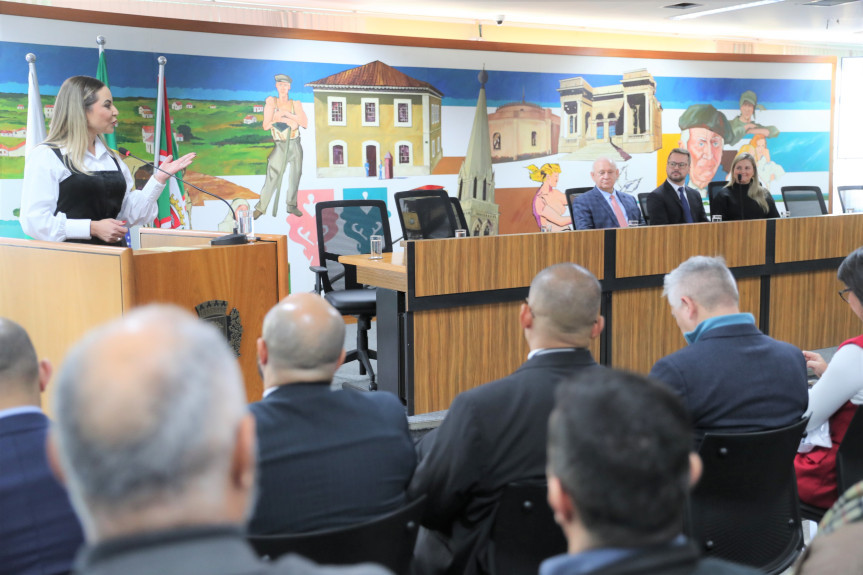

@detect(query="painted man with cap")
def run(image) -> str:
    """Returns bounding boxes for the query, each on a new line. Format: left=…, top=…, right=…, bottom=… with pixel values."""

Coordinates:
left=727, top=90, right=780, bottom=146
left=678, top=103, right=730, bottom=198
left=254, top=74, right=308, bottom=219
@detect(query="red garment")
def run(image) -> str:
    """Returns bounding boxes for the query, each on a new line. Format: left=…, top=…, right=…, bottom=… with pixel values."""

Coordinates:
left=795, top=334, right=863, bottom=508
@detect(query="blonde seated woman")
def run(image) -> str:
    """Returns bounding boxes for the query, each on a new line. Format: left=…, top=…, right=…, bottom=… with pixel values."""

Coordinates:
left=711, top=152, right=779, bottom=221
left=528, top=163, right=572, bottom=231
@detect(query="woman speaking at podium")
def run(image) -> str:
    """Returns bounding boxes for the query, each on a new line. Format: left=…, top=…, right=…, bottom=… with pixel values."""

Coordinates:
left=20, top=75, right=195, bottom=246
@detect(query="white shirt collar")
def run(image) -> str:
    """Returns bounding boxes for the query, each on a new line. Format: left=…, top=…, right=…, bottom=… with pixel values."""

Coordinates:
left=0, top=405, right=43, bottom=421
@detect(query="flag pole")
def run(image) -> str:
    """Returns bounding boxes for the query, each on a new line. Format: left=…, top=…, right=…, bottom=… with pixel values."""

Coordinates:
left=97, top=34, right=105, bottom=56
left=154, top=56, right=166, bottom=168
left=25, top=53, right=47, bottom=155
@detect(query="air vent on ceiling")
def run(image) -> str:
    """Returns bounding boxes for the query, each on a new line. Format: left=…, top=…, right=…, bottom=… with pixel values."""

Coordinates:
left=805, top=0, right=860, bottom=6
left=664, top=2, right=703, bottom=8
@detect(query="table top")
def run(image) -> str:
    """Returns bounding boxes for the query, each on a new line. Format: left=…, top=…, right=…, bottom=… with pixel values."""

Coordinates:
left=338, top=251, right=407, bottom=292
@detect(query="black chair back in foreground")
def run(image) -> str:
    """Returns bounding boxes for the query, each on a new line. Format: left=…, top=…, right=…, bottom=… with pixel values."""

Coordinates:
left=488, top=480, right=567, bottom=575
left=249, top=496, right=426, bottom=573
left=781, top=186, right=827, bottom=217
left=686, top=417, right=808, bottom=575
left=837, top=185, right=863, bottom=214
left=394, top=188, right=458, bottom=240
left=565, top=187, right=593, bottom=225
left=311, top=200, right=392, bottom=391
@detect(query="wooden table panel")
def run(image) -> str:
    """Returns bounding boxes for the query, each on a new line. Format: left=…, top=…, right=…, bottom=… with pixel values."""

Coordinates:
left=616, top=221, right=766, bottom=278
left=610, top=277, right=762, bottom=374
left=339, top=252, right=407, bottom=292
left=770, top=270, right=860, bottom=351
left=774, top=214, right=863, bottom=263
left=412, top=301, right=600, bottom=413
left=412, top=230, right=605, bottom=297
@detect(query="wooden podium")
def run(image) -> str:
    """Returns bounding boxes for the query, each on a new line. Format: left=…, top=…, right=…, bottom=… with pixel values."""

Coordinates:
left=0, top=229, right=289, bottom=405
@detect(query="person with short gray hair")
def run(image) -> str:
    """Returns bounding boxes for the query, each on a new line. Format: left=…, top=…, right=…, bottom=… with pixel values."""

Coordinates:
left=49, top=304, right=390, bottom=575
left=0, top=317, right=84, bottom=575
left=650, top=256, right=808, bottom=446
left=249, top=293, right=416, bottom=535
left=409, top=262, right=606, bottom=575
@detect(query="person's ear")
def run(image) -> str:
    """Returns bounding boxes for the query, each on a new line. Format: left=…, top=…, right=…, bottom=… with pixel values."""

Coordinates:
left=547, top=474, right=575, bottom=526
left=680, top=296, right=698, bottom=321
left=45, top=431, right=67, bottom=486
left=256, top=337, right=267, bottom=368
left=519, top=302, right=534, bottom=330
left=337, top=348, right=347, bottom=367
left=688, top=453, right=703, bottom=488
left=590, top=315, right=605, bottom=339
left=37, top=359, right=52, bottom=394
left=231, top=413, right=256, bottom=492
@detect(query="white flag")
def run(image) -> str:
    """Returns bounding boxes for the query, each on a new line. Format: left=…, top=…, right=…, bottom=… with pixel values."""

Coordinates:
left=25, top=54, right=47, bottom=155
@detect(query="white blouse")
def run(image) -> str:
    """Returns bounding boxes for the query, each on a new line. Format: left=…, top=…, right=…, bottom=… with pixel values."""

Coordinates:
left=804, top=343, right=863, bottom=433
left=20, top=139, right=165, bottom=242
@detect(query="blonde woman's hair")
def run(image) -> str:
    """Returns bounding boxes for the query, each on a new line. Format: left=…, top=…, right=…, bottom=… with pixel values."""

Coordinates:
left=527, top=163, right=561, bottom=183
left=724, top=152, right=770, bottom=213
left=43, top=76, right=110, bottom=175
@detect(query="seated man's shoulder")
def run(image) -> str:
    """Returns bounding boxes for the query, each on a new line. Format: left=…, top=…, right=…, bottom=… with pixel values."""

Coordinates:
left=692, top=557, right=763, bottom=575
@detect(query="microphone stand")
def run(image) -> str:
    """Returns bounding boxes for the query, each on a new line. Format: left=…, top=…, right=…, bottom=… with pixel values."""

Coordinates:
left=118, top=147, right=247, bottom=246
left=737, top=174, right=745, bottom=221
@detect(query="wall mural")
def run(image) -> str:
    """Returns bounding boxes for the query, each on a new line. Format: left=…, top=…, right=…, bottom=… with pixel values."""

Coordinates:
left=0, top=15, right=833, bottom=292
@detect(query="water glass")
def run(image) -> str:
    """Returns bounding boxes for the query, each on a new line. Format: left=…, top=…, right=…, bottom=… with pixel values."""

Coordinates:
left=237, top=211, right=254, bottom=240
left=711, top=215, right=723, bottom=223
left=454, top=229, right=467, bottom=238
left=369, top=235, right=383, bottom=259
left=627, top=220, right=640, bottom=228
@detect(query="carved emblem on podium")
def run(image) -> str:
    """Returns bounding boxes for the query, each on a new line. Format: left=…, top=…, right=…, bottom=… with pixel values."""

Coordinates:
left=195, top=300, right=242, bottom=357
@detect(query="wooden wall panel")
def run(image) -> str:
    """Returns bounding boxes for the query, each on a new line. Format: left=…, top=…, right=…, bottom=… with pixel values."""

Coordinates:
left=413, top=230, right=605, bottom=297
left=411, top=301, right=601, bottom=413
left=770, top=270, right=859, bottom=351
left=774, top=214, right=863, bottom=263
left=616, top=221, right=766, bottom=278
left=610, top=277, right=762, bottom=374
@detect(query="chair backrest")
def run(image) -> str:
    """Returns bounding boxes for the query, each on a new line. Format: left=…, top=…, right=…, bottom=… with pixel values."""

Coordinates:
left=315, top=200, right=391, bottom=294
left=637, top=192, right=650, bottom=224
left=489, top=480, right=567, bottom=575
left=565, top=187, right=593, bottom=223
left=838, top=408, right=863, bottom=494
left=448, top=197, right=470, bottom=234
left=394, top=189, right=458, bottom=240
left=687, top=417, right=808, bottom=574
left=837, top=186, right=863, bottom=214
left=781, top=186, right=827, bottom=217
left=707, top=181, right=726, bottom=203
left=248, top=496, right=426, bottom=573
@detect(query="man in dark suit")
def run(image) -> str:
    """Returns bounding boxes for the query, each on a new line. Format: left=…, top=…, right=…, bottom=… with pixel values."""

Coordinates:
left=649, top=256, right=808, bottom=445
left=543, top=370, right=759, bottom=575
left=0, top=318, right=84, bottom=575
left=573, top=157, right=644, bottom=229
left=409, top=263, right=606, bottom=575
left=249, top=293, right=416, bottom=535
left=48, top=305, right=390, bottom=575
left=646, top=148, right=709, bottom=225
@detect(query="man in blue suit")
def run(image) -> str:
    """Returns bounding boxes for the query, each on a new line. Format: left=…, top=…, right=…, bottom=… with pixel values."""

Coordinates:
left=0, top=318, right=84, bottom=575
left=649, top=256, right=808, bottom=446
left=573, top=157, right=644, bottom=229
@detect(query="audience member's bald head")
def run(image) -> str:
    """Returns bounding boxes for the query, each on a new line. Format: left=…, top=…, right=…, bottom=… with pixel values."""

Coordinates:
left=0, top=318, right=46, bottom=408
left=259, top=293, right=346, bottom=386
left=523, top=263, right=603, bottom=349
left=50, top=305, right=252, bottom=542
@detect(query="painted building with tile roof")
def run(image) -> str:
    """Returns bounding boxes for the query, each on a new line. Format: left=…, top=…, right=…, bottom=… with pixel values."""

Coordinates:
left=306, top=60, right=443, bottom=178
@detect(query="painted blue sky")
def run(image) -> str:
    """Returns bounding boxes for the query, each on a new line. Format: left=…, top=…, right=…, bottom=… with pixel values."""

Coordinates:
left=1, top=41, right=831, bottom=111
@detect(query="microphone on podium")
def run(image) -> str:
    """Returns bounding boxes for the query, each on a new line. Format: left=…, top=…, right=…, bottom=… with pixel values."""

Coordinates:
left=118, top=147, right=248, bottom=246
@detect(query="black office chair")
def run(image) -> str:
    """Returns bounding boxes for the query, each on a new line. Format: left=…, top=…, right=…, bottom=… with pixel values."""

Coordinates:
left=637, top=192, right=650, bottom=225
left=565, top=187, right=593, bottom=226
left=837, top=185, right=863, bottom=214
left=686, top=417, right=808, bottom=575
left=781, top=186, right=827, bottom=218
left=801, top=407, right=863, bottom=522
left=311, top=200, right=391, bottom=391
left=249, top=496, right=425, bottom=573
left=707, top=181, right=726, bottom=216
left=488, top=480, right=567, bottom=575
left=449, top=197, right=470, bottom=234
left=394, top=189, right=458, bottom=240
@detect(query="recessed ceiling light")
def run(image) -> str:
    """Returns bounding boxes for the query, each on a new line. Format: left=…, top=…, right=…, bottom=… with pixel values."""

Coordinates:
left=670, top=0, right=787, bottom=20
left=664, top=2, right=703, bottom=8
left=804, top=0, right=860, bottom=6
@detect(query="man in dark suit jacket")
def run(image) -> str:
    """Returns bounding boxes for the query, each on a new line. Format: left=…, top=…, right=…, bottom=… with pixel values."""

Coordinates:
left=649, top=256, right=808, bottom=445
left=48, top=306, right=389, bottom=575
left=249, top=293, right=416, bottom=535
left=646, top=148, right=709, bottom=225
left=0, top=318, right=84, bottom=575
left=409, top=263, right=606, bottom=575
left=573, top=157, right=644, bottom=229
left=543, top=370, right=759, bottom=575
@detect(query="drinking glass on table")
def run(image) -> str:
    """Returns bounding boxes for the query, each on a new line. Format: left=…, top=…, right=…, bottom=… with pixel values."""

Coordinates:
left=369, top=235, right=383, bottom=259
